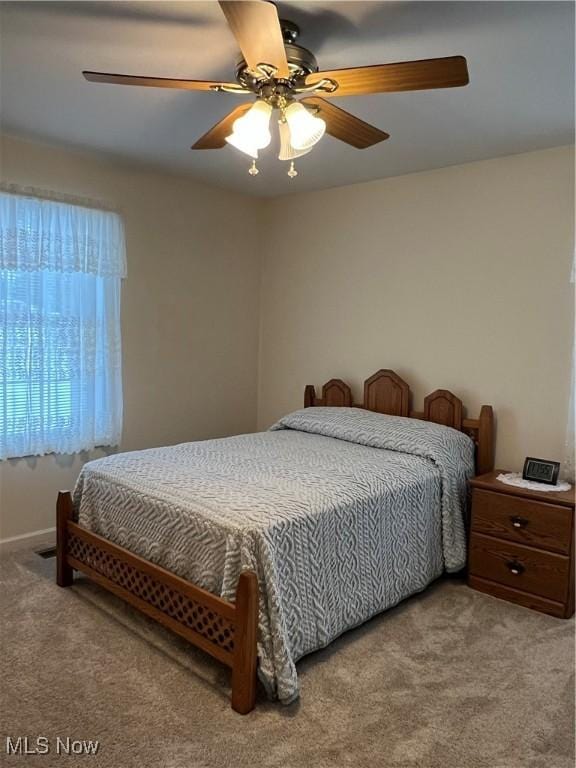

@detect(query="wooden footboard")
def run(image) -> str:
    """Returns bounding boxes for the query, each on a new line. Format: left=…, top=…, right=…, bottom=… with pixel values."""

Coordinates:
left=56, top=492, right=259, bottom=714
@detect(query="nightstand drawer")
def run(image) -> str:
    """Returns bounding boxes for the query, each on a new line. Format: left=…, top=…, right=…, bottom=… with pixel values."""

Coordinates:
left=471, top=489, right=572, bottom=554
left=469, top=533, right=570, bottom=603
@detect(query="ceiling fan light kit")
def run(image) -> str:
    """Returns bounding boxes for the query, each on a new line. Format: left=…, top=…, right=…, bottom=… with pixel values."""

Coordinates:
left=284, top=102, right=326, bottom=150
left=225, top=99, right=273, bottom=158
left=225, top=131, right=259, bottom=159
left=277, top=120, right=312, bottom=161
left=82, top=0, right=470, bottom=182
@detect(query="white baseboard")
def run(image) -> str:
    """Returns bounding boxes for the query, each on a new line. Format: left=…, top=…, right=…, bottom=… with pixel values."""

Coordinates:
left=0, top=526, right=56, bottom=549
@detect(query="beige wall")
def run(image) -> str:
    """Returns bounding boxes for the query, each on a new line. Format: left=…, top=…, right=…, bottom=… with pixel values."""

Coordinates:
left=258, top=146, right=574, bottom=473
left=1, top=134, right=261, bottom=540
left=1, top=139, right=573, bottom=540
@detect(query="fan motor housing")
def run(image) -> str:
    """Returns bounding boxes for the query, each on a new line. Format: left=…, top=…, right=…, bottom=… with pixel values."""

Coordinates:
left=235, top=44, right=318, bottom=85
left=234, top=20, right=318, bottom=93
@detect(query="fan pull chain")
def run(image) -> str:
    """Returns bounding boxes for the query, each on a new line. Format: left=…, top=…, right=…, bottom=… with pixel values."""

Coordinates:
left=248, top=160, right=259, bottom=176
left=287, top=161, right=298, bottom=178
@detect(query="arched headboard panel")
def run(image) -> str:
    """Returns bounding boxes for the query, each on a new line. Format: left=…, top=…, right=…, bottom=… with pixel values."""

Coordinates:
left=322, top=379, right=353, bottom=407
left=304, top=369, right=494, bottom=475
left=363, top=369, right=410, bottom=417
left=424, top=389, right=463, bottom=430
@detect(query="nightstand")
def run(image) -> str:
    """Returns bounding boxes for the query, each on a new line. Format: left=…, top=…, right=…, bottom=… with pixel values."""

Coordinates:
left=468, top=470, right=575, bottom=619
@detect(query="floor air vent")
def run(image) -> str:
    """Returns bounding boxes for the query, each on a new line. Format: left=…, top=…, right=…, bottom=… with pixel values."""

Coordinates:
left=36, top=546, right=57, bottom=559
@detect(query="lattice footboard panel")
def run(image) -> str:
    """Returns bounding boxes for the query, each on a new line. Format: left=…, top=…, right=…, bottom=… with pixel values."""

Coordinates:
left=67, top=529, right=235, bottom=657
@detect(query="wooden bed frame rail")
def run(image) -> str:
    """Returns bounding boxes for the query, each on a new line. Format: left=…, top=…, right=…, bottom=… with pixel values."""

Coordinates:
left=56, top=491, right=259, bottom=714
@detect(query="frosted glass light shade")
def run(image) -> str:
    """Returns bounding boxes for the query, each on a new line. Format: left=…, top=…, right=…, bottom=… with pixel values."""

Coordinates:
left=285, top=102, right=326, bottom=150
left=226, top=100, right=272, bottom=156
left=277, top=121, right=312, bottom=161
left=225, top=132, right=259, bottom=158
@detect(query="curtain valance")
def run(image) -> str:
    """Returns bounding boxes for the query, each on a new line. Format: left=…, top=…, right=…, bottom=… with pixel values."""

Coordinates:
left=0, top=191, right=127, bottom=277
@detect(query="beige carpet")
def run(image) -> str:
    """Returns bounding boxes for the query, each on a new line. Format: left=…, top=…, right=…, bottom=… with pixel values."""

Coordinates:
left=1, top=538, right=574, bottom=768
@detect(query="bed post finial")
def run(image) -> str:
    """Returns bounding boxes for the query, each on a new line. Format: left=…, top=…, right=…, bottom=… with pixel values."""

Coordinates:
left=477, top=405, right=495, bottom=475
left=56, top=491, right=74, bottom=587
left=304, top=385, right=316, bottom=408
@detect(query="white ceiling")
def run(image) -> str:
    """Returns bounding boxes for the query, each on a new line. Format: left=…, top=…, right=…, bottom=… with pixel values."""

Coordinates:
left=1, top=1, right=574, bottom=197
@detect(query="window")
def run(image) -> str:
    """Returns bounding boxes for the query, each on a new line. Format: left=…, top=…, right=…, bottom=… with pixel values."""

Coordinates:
left=0, top=189, right=126, bottom=459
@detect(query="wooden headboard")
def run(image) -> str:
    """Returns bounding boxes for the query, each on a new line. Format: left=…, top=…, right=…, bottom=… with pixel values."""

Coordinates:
left=304, top=369, right=494, bottom=475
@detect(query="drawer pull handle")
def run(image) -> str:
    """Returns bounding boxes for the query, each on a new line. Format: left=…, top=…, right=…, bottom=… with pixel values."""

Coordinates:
left=510, top=516, right=529, bottom=529
left=506, top=560, right=525, bottom=576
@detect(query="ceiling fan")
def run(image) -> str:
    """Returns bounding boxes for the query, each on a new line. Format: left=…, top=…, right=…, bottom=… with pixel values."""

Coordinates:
left=83, top=1, right=469, bottom=178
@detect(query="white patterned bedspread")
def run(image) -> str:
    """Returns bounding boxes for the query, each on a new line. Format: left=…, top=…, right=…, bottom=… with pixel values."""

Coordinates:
left=73, top=407, right=474, bottom=703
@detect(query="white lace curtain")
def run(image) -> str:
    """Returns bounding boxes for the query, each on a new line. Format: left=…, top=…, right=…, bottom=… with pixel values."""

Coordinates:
left=0, top=189, right=126, bottom=459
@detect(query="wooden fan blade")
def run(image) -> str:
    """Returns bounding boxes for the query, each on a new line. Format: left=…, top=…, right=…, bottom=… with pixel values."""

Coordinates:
left=83, top=71, right=236, bottom=91
left=301, top=97, right=389, bottom=149
left=219, top=1, right=289, bottom=78
left=192, top=103, right=253, bottom=149
left=306, top=56, right=469, bottom=97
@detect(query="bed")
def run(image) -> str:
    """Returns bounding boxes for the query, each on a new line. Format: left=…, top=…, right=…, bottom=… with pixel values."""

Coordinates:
left=56, top=369, right=494, bottom=713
